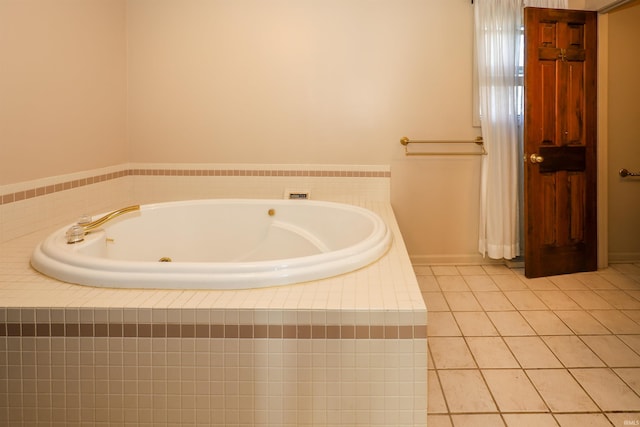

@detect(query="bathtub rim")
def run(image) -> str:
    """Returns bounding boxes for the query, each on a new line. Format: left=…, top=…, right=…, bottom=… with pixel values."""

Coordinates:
left=30, top=198, right=393, bottom=290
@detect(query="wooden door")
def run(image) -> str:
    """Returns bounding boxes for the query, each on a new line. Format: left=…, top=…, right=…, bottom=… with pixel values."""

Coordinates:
left=523, top=8, right=598, bottom=278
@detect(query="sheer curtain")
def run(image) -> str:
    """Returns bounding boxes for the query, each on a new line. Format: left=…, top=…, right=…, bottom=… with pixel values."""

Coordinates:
left=475, top=0, right=523, bottom=259
left=475, top=0, right=567, bottom=260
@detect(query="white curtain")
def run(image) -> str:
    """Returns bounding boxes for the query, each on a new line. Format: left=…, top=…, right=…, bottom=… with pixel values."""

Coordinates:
left=475, top=0, right=523, bottom=259
left=475, top=0, right=567, bottom=260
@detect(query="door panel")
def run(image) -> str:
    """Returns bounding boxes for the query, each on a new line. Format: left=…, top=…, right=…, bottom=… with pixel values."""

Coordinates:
left=524, top=8, right=598, bottom=278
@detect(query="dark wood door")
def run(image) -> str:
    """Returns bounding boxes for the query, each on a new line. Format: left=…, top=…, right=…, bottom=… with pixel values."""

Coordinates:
left=524, top=7, right=598, bottom=278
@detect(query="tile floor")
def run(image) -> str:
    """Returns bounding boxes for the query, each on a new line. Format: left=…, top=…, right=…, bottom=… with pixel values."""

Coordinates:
left=417, top=263, right=640, bottom=427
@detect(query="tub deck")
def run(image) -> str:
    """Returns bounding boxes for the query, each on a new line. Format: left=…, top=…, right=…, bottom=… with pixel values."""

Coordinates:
left=0, top=201, right=427, bottom=426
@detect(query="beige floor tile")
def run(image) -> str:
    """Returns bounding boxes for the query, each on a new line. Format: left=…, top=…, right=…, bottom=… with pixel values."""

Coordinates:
left=438, top=370, right=497, bottom=413
left=427, top=414, right=453, bottom=427
left=451, top=414, right=505, bottom=427
left=575, top=272, right=619, bottom=290
left=520, top=311, right=573, bottom=335
left=580, top=335, right=640, bottom=367
left=504, top=291, right=549, bottom=310
left=474, top=291, right=515, bottom=311
left=492, top=274, right=528, bottom=291
left=432, top=266, right=461, bottom=276
left=453, top=312, right=499, bottom=336
left=619, top=335, right=640, bottom=354
left=599, top=270, right=640, bottom=290
left=482, top=264, right=513, bottom=275
left=554, top=311, right=610, bottom=335
left=526, top=369, right=598, bottom=412
left=429, top=337, right=476, bottom=369
left=427, top=312, right=462, bottom=337
left=589, top=310, right=640, bottom=334
left=463, top=275, right=499, bottom=291
left=606, top=413, right=640, bottom=427
left=456, top=266, right=487, bottom=276
left=549, top=275, right=590, bottom=291
left=413, top=265, right=433, bottom=276
left=417, top=275, right=440, bottom=291
left=541, top=336, right=605, bottom=368
left=482, top=369, right=547, bottom=412
left=571, top=368, right=640, bottom=411
left=423, top=292, right=450, bottom=311
left=614, top=368, right=640, bottom=395
left=595, top=290, right=640, bottom=309
left=564, top=291, right=614, bottom=310
left=487, top=311, right=536, bottom=336
left=622, top=310, right=640, bottom=324
left=428, top=370, right=448, bottom=413
left=503, top=413, right=559, bottom=427
left=535, top=290, right=582, bottom=310
left=520, top=276, right=559, bottom=291
left=443, top=292, right=482, bottom=311
left=436, top=275, right=471, bottom=292
left=505, top=336, right=563, bottom=368
left=554, top=413, right=613, bottom=427
left=466, top=337, right=519, bottom=368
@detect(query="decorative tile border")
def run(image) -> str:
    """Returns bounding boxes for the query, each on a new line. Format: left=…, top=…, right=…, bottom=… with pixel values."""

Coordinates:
left=0, top=167, right=391, bottom=206
left=0, top=322, right=427, bottom=339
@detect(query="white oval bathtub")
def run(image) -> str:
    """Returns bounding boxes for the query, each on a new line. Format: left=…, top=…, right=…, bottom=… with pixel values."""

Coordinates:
left=31, top=199, right=392, bottom=289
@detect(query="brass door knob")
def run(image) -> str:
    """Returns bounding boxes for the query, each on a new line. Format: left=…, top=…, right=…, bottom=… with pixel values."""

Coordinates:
left=530, top=154, right=544, bottom=164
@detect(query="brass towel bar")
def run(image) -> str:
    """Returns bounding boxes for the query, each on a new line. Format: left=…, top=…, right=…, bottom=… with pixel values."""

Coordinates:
left=400, top=136, right=486, bottom=156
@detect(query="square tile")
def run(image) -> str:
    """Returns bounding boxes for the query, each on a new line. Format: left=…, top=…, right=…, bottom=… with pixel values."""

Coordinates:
left=554, top=413, right=612, bottom=427
left=428, top=370, right=448, bottom=414
left=504, top=291, right=549, bottom=310
left=595, top=290, right=640, bottom=309
left=429, top=338, right=476, bottom=369
left=614, top=368, right=640, bottom=395
left=564, top=291, right=614, bottom=310
left=451, top=414, right=505, bottom=427
left=482, top=369, right=547, bottom=412
left=570, top=368, right=640, bottom=411
left=492, top=275, right=528, bottom=291
left=463, top=275, right=499, bottom=291
left=580, top=335, right=640, bottom=367
left=588, top=310, right=640, bottom=334
left=541, top=336, right=605, bottom=368
left=520, top=311, right=572, bottom=335
left=505, top=336, right=562, bottom=368
left=443, top=292, right=482, bottom=311
left=423, top=292, right=450, bottom=311
left=466, top=337, right=519, bottom=368
left=554, top=311, right=609, bottom=335
left=503, top=413, right=559, bottom=427
left=436, top=275, right=470, bottom=292
left=438, top=370, right=497, bottom=413
left=427, top=312, right=462, bottom=337
left=534, top=291, right=581, bottom=310
left=526, top=369, right=598, bottom=412
left=453, top=312, right=499, bottom=336
left=473, top=292, right=515, bottom=311
left=427, top=414, right=453, bottom=427
left=487, top=311, right=536, bottom=336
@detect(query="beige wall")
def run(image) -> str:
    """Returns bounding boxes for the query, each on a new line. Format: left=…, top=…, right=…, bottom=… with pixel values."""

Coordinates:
left=0, top=0, right=127, bottom=185
left=125, top=0, right=480, bottom=261
left=126, top=0, right=478, bottom=165
left=607, top=0, right=640, bottom=261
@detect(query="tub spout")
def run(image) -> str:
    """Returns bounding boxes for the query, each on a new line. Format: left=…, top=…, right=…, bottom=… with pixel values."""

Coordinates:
left=66, top=205, right=140, bottom=244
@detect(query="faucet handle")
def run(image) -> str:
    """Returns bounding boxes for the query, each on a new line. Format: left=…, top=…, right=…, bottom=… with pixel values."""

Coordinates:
left=77, top=214, right=92, bottom=225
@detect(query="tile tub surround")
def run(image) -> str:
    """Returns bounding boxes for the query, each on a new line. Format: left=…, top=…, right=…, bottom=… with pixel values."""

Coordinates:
left=0, top=163, right=391, bottom=244
left=0, top=190, right=427, bottom=425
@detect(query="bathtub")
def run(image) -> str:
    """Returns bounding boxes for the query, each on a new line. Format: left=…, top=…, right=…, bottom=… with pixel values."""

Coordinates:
left=31, top=199, right=392, bottom=289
